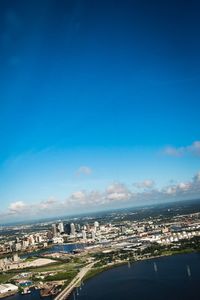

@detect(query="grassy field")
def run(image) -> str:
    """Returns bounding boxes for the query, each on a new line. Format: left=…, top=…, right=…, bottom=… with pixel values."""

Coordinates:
left=160, top=248, right=194, bottom=256
left=0, top=272, right=15, bottom=284
left=44, top=269, right=78, bottom=281
left=0, top=256, right=87, bottom=284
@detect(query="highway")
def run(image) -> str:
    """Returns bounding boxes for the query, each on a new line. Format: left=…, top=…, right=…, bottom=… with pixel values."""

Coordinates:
left=54, top=262, right=95, bottom=300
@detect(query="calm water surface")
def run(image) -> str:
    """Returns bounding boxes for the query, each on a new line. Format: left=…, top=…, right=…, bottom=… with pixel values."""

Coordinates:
left=22, top=243, right=85, bottom=258
left=70, top=253, right=200, bottom=300
left=6, top=253, right=200, bottom=300
left=5, top=289, right=52, bottom=300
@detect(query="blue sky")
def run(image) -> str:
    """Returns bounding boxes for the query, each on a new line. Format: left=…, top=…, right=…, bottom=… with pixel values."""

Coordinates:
left=0, top=0, right=200, bottom=222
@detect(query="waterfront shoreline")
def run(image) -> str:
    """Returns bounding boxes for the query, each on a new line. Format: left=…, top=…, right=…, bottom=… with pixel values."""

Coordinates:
left=68, top=252, right=200, bottom=300
left=2, top=250, right=199, bottom=300
left=82, top=248, right=197, bottom=283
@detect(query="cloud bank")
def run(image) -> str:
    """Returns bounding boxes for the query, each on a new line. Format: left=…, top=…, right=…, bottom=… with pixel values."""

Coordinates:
left=163, top=141, right=200, bottom=157
left=1, top=172, right=200, bottom=222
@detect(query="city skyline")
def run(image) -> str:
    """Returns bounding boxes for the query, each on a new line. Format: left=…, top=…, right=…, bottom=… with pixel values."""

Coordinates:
left=1, top=0, right=200, bottom=222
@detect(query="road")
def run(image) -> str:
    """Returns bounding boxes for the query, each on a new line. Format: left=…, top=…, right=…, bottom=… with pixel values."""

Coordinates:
left=54, top=262, right=95, bottom=300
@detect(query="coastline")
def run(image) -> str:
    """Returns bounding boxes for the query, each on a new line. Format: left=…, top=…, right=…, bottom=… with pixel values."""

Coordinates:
left=82, top=248, right=197, bottom=283
left=1, top=250, right=198, bottom=299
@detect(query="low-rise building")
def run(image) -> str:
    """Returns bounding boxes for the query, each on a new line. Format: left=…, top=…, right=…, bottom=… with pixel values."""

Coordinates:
left=0, top=284, right=18, bottom=298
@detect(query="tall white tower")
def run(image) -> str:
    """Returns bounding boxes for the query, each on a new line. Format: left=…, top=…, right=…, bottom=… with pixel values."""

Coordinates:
left=70, top=223, right=76, bottom=236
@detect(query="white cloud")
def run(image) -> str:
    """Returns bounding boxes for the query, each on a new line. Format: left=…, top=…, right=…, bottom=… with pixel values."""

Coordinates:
left=133, top=179, right=155, bottom=189
left=9, top=201, right=26, bottom=213
left=162, top=182, right=190, bottom=195
left=164, top=186, right=176, bottom=195
left=163, top=146, right=184, bottom=157
left=68, top=190, right=104, bottom=206
left=162, top=176, right=198, bottom=197
left=177, top=182, right=191, bottom=191
left=163, top=140, right=200, bottom=157
left=39, top=198, right=58, bottom=210
left=193, top=172, right=200, bottom=183
left=76, top=166, right=92, bottom=176
left=106, top=183, right=131, bottom=201
left=68, top=191, right=88, bottom=205
left=71, top=191, right=86, bottom=201
left=188, top=141, right=200, bottom=156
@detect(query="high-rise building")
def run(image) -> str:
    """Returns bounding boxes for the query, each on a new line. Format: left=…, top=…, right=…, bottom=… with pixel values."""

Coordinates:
left=76, top=224, right=81, bottom=232
left=47, top=230, right=53, bottom=240
left=86, top=224, right=90, bottom=233
left=35, top=235, right=42, bottom=243
left=82, top=230, right=87, bottom=240
left=91, top=230, right=96, bottom=240
left=29, top=235, right=35, bottom=245
left=64, top=223, right=71, bottom=235
left=22, top=240, right=29, bottom=249
left=58, top=222, right=64, bottom=234
left=120, top=225, right=126, bottom=234
left=70, top=223, right=76, bottom=236
left=52, top=224, right=57, bottom=237
left=8, top=241, right=13, bottom=252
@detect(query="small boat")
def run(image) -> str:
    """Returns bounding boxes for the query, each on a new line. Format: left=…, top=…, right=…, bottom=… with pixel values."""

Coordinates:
left=187, top=265, right=191, bottom=277
left=153, top=262, right=158, bottom=273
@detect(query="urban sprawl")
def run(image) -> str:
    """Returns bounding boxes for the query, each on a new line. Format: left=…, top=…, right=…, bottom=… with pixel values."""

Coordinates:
left=0, top=201, right=200, bottom=299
